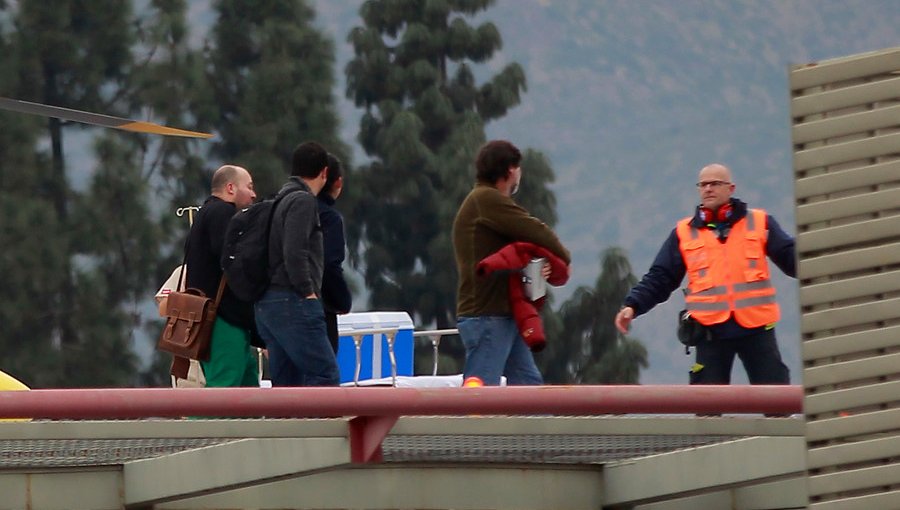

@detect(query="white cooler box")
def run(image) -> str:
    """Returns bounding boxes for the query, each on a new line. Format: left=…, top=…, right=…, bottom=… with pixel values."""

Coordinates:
left=337, top=311, right=414, bottom=384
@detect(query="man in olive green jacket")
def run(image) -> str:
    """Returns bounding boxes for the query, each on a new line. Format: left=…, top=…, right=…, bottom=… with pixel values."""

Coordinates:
left=452, top=140, right=571, bottom=385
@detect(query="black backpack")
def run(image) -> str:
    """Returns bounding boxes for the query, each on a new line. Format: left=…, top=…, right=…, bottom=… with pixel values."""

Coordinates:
left=221, top=190, right=298, bottom=302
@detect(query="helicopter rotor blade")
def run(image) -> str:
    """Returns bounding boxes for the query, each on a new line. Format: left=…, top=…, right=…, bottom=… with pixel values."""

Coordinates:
left=0, top=97, right=213, bottom=139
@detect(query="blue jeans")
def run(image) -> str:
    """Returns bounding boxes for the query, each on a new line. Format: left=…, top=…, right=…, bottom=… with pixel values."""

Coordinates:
left=458, top=316, right=543, bottom=386
left=255, top=289, right=340, bottom=387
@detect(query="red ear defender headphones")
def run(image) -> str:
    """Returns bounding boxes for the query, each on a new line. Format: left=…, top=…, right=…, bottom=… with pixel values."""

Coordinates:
left=699, top=202, right=733, bottom=223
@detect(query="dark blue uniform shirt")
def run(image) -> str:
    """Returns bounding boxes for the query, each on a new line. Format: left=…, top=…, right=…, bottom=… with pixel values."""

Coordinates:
left=623, top=198, right=796, bottom=339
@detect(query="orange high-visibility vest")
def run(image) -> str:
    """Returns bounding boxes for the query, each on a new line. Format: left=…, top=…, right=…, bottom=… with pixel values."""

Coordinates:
left=675, top=208, right=779, bottom=328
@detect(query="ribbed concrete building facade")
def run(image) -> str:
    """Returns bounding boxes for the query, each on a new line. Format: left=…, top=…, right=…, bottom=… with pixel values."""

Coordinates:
left=792, top=46, right=900, bottom=509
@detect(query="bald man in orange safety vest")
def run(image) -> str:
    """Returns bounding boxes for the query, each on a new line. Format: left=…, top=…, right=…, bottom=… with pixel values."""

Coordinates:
left=615, top=164, right=795, bottom=385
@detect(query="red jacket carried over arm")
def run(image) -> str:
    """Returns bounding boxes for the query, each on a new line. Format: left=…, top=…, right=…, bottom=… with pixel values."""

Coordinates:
left=476, top=242, right=569, bottom=352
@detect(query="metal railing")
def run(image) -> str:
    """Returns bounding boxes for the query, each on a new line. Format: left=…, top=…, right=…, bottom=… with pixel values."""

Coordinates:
left=339, top=327, right=459, bottom=386
left=0, top=384, right=804, bottom=466
left=0, top=385, right=804, bottom=420
left=412, top=328, right=459, bottom=376
left=342, top=327, right=403, bottom=386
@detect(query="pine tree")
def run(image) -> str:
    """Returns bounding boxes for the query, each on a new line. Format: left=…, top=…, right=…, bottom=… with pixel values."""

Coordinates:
left=132, top=0, right=219, bottom=385
left=0, top=5, right=61, bottom=385
left=6, top=1, right=141, bottom=386
left=207, top=0, right=351, bottom=197
left=133, top=0, right=217, bottom=203
left=345, top=0, right=529, bottom=334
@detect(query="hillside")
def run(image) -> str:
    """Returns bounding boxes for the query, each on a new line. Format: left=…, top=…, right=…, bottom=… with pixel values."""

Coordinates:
left=315, top=0, right=900, bottom=383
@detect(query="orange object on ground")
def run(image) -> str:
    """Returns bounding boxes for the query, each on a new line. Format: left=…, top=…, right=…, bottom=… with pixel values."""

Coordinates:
left=463, top=376, right=484, bottom=387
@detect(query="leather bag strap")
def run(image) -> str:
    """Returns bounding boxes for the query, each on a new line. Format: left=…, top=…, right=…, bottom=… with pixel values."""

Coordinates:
left=213, top=276, right=226, bottom=307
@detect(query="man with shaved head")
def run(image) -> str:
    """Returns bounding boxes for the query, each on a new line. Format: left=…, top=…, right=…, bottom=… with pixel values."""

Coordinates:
left=181, top=164, right=261, bottom=387
left=614, top=163, right=796, bottom=386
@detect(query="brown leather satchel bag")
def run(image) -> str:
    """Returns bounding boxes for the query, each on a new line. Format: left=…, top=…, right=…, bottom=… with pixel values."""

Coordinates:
left=157, top=275, right=226, bottom=362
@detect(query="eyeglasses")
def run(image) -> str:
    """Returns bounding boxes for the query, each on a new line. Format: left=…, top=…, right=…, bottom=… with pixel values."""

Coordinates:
left=696, top=180, right=731, bottom=188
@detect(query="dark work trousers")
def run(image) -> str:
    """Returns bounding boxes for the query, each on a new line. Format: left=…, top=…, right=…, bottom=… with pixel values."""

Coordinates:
left=689, top=327, right=789, bottom=385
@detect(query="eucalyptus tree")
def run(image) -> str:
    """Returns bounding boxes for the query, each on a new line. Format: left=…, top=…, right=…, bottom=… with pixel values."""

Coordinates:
left=538, top=248, right=648, bottom=384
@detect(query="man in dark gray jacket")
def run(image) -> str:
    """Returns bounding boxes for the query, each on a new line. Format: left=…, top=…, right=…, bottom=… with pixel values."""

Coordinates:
left=254, top=141, right=339, bottom=386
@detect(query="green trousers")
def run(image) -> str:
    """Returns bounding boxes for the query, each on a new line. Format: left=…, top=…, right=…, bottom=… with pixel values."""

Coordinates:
left=200, top=317, right=260, bottom=387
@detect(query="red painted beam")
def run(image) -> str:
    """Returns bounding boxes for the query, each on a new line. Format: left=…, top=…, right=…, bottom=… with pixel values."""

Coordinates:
left=0, top=385, right=802, bottom=420
left=349, top=415, right=399, bottom=463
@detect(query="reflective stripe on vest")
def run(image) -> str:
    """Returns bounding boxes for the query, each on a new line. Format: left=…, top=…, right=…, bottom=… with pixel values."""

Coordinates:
left=676, top=208, right=780, bottom=328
